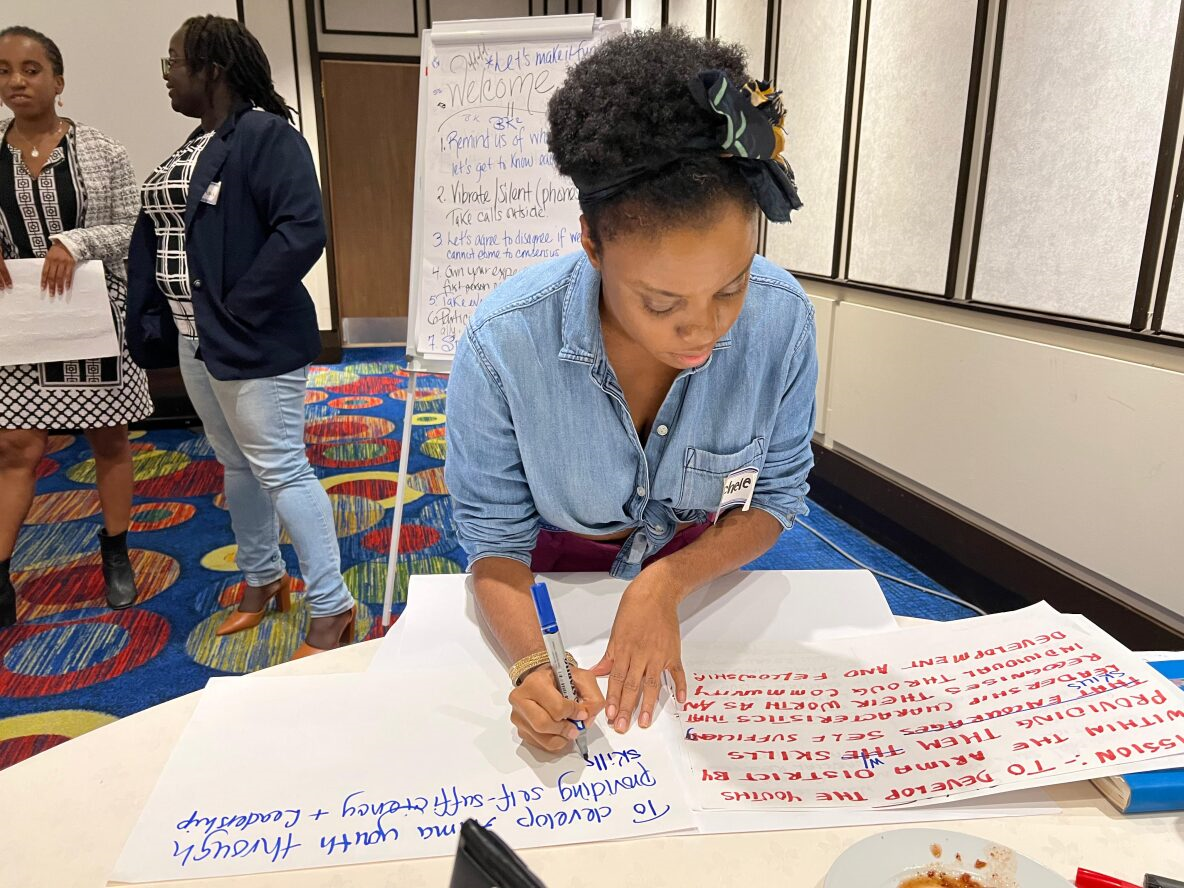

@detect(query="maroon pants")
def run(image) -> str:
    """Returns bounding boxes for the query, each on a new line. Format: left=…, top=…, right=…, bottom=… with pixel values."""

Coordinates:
left=529, top=523, right=711, bottom=572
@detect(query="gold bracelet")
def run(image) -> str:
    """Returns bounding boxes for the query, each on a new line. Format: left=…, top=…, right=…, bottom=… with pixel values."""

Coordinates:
left=510, top=650, right=577, bottom=686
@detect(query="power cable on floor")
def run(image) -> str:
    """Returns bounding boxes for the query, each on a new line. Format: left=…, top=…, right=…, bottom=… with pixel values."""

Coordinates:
left=795, top=516, right=988, bottom=617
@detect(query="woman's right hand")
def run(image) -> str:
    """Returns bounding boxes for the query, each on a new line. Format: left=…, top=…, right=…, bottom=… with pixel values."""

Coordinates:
left=509, top=665, right=606, bottom=753
left=0, top=256, right=11, bottom=290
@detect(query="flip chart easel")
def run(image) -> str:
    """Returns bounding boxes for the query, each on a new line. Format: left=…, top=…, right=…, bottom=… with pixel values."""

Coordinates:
left=382, top=13, right=628, bottom=626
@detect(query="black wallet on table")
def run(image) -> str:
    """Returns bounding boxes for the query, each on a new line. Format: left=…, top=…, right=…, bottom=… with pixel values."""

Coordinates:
left=449, top=819, right=547, bottom=888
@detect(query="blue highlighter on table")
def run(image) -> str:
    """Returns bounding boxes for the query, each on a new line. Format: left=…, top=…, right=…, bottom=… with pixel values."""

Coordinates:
left=529, top=582, right=589, bottom=759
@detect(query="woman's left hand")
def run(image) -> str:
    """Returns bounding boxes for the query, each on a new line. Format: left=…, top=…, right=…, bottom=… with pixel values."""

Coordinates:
left=591, top=569, right=687, bottom=734
left=41, top=242, right=77, bottom=296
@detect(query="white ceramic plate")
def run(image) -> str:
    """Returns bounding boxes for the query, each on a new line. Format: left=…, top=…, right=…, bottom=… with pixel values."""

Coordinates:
left=824, top=828, right=1072, bottom=888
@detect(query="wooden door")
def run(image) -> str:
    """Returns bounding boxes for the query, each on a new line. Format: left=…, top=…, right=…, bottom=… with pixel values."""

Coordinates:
left=321, top=61, right=419, bottom=331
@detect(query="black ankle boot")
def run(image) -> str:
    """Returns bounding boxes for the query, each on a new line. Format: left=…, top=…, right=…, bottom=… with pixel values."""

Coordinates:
left=98, top=529, right=138, bottom=610
left=0, top=559, right=14, bottom=627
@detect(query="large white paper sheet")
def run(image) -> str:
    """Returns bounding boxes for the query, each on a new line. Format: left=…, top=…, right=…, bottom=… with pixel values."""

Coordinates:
left=0, top=259, right=118, bottom=365
left=1133, top=648, right=1184, bottom=771
left=111, top=672, right=694, bottom=884
left=371, top=569, right=902, bottom=677
left=374, top=572, right=1058, bottom=829
left=677, top=602, right=1184, bottom=812
left=1141, top=651, right=1184, bottom=662
left=691, top=788, right=1056, bottom=835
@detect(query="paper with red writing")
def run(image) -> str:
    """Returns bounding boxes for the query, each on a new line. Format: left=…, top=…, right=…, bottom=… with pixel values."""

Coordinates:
left=677, top=602, right=1184, bottom=810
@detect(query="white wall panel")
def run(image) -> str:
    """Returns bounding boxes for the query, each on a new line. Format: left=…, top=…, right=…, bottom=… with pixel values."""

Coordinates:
left=322, top=0, right=416, bottom=35
left=315, top=0, right=423, bottom=55
left=826, top=302, right=1184, bottom=617
left=765, top=0, right=853, bottom=277
left=629, top=0, right=663, bottom=31
left=602, top=0, right=628, bottom=20
left=241, top=1, right=302, bottom=132
left=846, top=0, right=977, bottom=294
left=667, top=0, right=709, bottom=37
left=713, top=0, right=768, bottom=76
left=972, top=0, right=1180, bottom=322
left=433, top=0, right=530, bottom=21
left=8, top=0, right=237, bottom=181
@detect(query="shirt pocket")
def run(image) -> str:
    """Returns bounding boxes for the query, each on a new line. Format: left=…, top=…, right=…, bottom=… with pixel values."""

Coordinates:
left=677, top=437, right=766, bottom=512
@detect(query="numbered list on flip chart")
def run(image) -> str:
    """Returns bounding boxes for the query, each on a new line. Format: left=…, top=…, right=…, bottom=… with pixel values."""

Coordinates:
left=417, top=39, right=598, bottom=358
left=677, top=604, right=1184, bottom=811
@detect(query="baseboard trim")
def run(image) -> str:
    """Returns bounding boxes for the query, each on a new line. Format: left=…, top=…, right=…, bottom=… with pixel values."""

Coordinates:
left=808, top=444, right=1184, bottom=648
left=137, top=367, right=197, bottom=426
left=318, top=329, right=343, bottom=365
left=342, top=316, right=407, bottom=345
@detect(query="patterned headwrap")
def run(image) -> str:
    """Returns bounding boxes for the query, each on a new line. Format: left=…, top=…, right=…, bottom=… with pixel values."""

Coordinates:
left=571, top=70, right=803, bottom=223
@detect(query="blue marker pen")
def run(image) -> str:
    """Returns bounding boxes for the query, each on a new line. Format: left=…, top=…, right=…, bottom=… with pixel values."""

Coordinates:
left=529, top=582, right=589, bottom=758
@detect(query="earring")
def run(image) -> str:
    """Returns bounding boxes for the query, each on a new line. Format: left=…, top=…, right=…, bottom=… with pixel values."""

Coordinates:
left=57, top=95, right=63, bottom=108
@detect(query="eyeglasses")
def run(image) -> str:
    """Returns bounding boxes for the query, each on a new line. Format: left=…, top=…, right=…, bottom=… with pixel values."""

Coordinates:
left=160, top=57, right=189, bottom=76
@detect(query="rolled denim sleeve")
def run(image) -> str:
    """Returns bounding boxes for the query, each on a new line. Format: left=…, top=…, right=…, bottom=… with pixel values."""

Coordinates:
left=749, top=308, right=818, bottom=529
left=444, top=328, right=540, bottom=568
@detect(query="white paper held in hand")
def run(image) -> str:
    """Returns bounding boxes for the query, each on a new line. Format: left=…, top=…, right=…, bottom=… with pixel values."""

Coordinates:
left=0, top=258, right=118, bottom=366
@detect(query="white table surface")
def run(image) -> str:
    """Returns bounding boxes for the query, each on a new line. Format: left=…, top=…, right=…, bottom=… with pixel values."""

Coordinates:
left=2, top=621, right=1182, bottom=886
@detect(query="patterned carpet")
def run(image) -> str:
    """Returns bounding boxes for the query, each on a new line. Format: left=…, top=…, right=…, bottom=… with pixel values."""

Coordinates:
left=0, top=346, right=974, bottom=771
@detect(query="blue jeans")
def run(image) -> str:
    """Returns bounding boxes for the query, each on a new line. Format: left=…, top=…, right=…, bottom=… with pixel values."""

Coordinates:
left=178, top=336, right=353, bottom=618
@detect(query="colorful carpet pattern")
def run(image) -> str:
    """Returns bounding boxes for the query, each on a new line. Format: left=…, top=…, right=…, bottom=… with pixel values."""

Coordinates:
left=0, top=347, right=974, bottom=771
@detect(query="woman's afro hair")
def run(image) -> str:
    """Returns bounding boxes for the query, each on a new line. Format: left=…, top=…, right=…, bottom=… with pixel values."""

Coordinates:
left=547, top=27, right=758, bottom=243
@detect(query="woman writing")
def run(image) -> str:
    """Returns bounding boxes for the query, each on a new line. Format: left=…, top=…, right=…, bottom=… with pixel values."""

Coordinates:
left=445, top=29, right=816, bottom=751
left=0, top=26, right=152, bottom=626
left=127, top=16, right=354, bottom=657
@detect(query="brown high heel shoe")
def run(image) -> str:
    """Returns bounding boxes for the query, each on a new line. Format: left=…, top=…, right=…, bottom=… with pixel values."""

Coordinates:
left=216, top=576, right=292, bottom=636
left=290, top=606, right=356, bottom=660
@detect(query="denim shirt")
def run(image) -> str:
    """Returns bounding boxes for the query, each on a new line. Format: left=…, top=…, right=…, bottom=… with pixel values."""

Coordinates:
left=444, top=250, right=818, bottom=580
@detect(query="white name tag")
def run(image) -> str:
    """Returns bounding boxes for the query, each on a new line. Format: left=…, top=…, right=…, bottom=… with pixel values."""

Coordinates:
left=200, top=181, right=222, bottom=205
left=716, top=467, right=758, bottom=519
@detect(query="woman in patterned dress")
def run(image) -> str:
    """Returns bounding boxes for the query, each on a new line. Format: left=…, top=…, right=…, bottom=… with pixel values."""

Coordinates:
left=0, top=27, right=152, bottom=627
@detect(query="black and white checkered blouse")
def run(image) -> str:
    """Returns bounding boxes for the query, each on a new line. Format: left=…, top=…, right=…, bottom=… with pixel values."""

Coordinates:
left=139, top=131, right=214, bottom=340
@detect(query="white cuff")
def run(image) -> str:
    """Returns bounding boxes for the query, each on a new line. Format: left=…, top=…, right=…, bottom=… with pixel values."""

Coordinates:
left=48, top=233, right=81, bottom=259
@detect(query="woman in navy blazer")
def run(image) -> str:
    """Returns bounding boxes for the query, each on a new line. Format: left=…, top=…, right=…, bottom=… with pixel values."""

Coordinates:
left=127, top=16, right=355, bottom=658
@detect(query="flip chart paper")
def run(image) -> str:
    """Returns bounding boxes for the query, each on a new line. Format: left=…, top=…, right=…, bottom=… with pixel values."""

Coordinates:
left=677, top=602, right=1184, bottom=811
left=111, top=672, right=694, bottom=883
left=370, top=569, right=902, bottom=677
left=0, top=259, right=118, bottom=366
left=375, top=573, right=1058, bottom=828
left=414, top=30, right=609, bottom=359
left=691, top=787, right=1056, bottom=835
